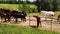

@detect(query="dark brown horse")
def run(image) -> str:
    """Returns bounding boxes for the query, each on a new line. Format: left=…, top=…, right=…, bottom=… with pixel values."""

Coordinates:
left=0, top=8, right=11, bottom=22
left=57, top=14, right=60, bottom=21
left=11, top=11, right=27, bottom=23
left=0, top=8, right=27, bottom=23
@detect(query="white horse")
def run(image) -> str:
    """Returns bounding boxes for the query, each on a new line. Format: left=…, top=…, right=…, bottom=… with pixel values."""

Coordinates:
left=41, top=11, right=54, bottom=20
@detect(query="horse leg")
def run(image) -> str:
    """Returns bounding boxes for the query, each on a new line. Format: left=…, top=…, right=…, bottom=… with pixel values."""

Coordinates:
left=15, top=18, right=18, bottom=23
left=4, top=16, right=7, bottom=22
left=8, top=18, right=10, bottom=22
left=21, top=18, right=24, bottom=23
left=23, top=18, right=25, bottom=23
left=24, top=17, right=26, bottom=22
left=1, top=17, right=3, bottom=23
left=22, top=17, right=26, bottom=23
left=21, top=18, right=23, bottom=22
left=8, top=15, right=11, bottom=21
left=57, top=18, right=59, bottom=22
left=39, top=21, right=42, bottom=27
left=7, top=17, right=11, bottom=23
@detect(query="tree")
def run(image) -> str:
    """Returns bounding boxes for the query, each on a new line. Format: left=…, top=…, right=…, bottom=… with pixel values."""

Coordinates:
left=36, top=0, right=41, bottom=12
left=52, top=0, right=58, bottom=11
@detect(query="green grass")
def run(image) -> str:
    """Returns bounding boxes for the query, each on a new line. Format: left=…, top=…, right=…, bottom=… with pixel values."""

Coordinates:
left=54, top=11, right=60, bottom=18
left=0, top=4, right=19, bottom=10
left=0, top=4, right=36, bottom=11
left=0, top=23, right=59, bottom=34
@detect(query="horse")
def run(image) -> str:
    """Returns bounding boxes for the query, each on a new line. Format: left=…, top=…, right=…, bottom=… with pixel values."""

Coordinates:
left=11, top=10, right=27, bottom=23
left=41, top=11, right=54, bottom=20
left=57, top=14, right=60, bottom=21
left=0, top=8, right=11, bottom=22
left=0, top=8, right=27, bottom=23
left=41, top=11, right=54, bottom=16
left=0, top=8, right=6, bottom=22
left=3, top=9, right=11, bottom=22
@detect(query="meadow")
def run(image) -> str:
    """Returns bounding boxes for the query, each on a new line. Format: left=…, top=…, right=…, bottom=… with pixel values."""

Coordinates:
left=0, top=4, right=60, bottom=34
left=0, top=4, right=36, bottom=12
left=0, top=4, right=19, bottom=10
left=0, top=23, right=60, bottom=34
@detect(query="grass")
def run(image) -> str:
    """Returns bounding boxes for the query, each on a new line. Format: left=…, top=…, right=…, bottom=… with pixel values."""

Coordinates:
left=0, top=4, right=19, bottom=10
left=0, top=4, right=36, bottom=11
left=0, top=4, right=60, bottom=34
left=0, top=23, right=59, bottom=34
left=54, top=11, right=60, bottom=18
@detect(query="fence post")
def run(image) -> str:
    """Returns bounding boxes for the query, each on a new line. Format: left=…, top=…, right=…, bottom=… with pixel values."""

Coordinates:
left=29, top=15, right=30, bottom=26
left=50, top=18, right=53, bottom=30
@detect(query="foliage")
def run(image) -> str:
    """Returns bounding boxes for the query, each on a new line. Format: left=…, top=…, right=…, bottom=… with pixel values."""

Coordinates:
left=0, top=4, right=37, bottom=13
left=0, top=0, right=60, bottom=11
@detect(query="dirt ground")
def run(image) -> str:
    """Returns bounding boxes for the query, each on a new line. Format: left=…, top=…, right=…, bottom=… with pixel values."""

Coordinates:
left=1, top=17, right=60, bottom=33
left=19, top=20, right=60, bottom=33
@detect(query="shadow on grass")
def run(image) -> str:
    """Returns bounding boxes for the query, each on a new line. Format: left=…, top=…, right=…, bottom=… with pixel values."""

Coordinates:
left=30, top=26, right=37, bottom=28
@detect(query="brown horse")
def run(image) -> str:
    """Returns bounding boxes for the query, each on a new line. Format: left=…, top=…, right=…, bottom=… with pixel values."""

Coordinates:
left=0, top=8, right=11, bottom=22
left=57, top=14, right=60, bottom=21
